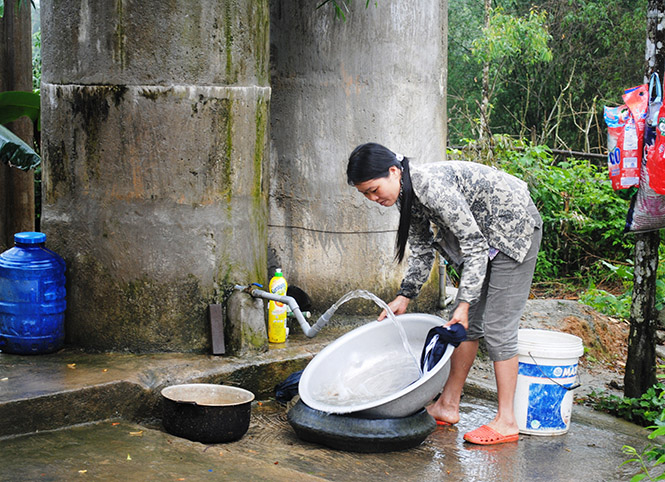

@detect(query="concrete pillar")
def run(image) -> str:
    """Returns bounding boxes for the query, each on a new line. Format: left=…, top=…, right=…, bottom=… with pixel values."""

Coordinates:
left=269, top=1, right=448, bottom=312
left=40, top=1, right=270, bottom=352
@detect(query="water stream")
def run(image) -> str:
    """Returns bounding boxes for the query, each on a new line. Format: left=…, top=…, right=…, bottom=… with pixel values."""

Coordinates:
left=323, top=289, right=422, bottom=377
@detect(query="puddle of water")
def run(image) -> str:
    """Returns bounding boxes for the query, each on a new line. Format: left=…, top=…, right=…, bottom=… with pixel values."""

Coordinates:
left=251, top=396, right=645, bottom=481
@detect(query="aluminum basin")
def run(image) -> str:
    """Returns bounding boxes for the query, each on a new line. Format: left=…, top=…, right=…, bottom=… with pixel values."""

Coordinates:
left=299, top=313, right=454, bottom=418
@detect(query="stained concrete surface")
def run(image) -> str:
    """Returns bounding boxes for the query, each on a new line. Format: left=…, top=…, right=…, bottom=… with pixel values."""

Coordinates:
left=0, top=315, right=653, bottom=481
left=0, top=397, right=648, bottom=481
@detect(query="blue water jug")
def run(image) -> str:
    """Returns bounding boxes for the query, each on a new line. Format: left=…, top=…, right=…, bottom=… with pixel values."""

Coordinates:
left=0, top=232, right=66, bottom=354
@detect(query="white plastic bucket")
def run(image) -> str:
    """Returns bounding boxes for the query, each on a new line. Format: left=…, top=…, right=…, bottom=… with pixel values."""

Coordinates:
left=514, top=329, right=584, bottom=436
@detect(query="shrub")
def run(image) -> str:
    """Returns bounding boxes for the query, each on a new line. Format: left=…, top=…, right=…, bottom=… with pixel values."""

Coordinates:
left=448, top=138, right=633, bottom=282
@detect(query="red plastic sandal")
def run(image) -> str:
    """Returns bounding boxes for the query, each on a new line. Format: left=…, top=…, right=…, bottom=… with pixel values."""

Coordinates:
left=463, top=425, right=519, bottom=445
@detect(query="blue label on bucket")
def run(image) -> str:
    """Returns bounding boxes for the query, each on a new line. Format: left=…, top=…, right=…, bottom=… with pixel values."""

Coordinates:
left=526, top=382, right=574, bottom=430
left=518, top=362, right=577, bottom=379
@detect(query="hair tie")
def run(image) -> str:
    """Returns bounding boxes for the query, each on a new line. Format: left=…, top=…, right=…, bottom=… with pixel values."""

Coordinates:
left=395, top=153, right=404, bottom=163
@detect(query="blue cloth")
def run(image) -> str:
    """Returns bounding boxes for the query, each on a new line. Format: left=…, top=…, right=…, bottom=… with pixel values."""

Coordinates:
left=274, top=370, right=303, bottom=404
left=420, top=324, right=466, bottom=374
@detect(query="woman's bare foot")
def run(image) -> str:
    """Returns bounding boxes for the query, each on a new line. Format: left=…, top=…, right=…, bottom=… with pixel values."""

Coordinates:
left=426, top=399, right=460, bottom=425
left=485, top=415, right=519, bottom=437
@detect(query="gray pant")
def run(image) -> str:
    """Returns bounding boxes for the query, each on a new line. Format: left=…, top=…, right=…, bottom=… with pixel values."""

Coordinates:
left=459, top=224, right=542, bottom=362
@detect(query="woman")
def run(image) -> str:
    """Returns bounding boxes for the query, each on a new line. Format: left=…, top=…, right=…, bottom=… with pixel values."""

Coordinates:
left=347, top=142, right=542, bottom=445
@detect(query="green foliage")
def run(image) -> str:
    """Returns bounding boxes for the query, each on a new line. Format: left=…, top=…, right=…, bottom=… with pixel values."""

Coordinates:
left=450, top=5, right=552, bottom=141
left=507, top=153, right=630, bottom=280
left=32, top=30, right=40, bottom=91
left=558, top=0, right=645, bottom=101
left=0, top=124, right=40, bottom=170
left=472, top=7, right=553, bottom=66
left=587, top=384, right=665, bottom=427
left=0, top=90, right=41, bottom=170
left=0, top=90, right=40, bottom=126
left=580, top=285, right=632, bottom=319
left=317, top=0, right=374, bottom=21
left=589, top=379, right=665, bottom=480
left=579, top=246, right=665, bottom=319
left=447, top=0, right=484, bottom=142
left=588, top=385, right=665, bottom=480
left=0, top=0, right=35, bottom=19
left=447, top=0, right=647, bottom=151
left=622, top=434, right=665, bottom=482
left=579, top=259, right=633, bottom=319
left=450, top=137, right=633, bottom=282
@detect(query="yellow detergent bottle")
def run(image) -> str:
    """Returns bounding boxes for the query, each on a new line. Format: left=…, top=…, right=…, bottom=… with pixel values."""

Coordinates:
left=268, top=269, right=288, bottom=343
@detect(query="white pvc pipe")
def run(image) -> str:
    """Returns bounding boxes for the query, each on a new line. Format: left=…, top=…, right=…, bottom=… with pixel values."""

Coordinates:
left=234, top=285, right=331, bottom=338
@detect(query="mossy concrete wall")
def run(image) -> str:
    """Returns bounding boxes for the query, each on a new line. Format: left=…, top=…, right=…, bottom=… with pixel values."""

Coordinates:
left=40, top=0, right=270, bottom=352
left=269, top=1, right=448, bottom=313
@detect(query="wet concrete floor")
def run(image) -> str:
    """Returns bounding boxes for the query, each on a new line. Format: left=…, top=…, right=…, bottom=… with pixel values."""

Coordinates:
left=0, top=319, right=652, bottom=481
left=0, top=394, right=648, bottom=481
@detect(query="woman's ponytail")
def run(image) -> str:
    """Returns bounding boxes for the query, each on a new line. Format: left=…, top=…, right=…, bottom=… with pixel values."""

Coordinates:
left=395, top=156, right=413, bottom=263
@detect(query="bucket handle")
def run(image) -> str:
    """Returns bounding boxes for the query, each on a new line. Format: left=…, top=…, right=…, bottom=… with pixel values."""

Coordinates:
left=528, top=353, right=581, bottom=391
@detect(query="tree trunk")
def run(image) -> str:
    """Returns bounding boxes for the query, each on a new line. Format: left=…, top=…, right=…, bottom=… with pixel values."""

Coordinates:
left=0, top=0, right=35, bottom=252
left=478, top=0, right=491, bottom=144
left=624, top=231, right=660, bottom=397
left=623, top=0, right=664, bottom=398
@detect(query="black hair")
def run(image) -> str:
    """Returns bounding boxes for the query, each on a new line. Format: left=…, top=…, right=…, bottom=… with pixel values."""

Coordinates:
left=347, top=142, right=414, bottom=263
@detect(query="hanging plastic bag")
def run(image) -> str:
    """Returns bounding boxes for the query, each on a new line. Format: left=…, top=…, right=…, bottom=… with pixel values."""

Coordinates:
left=603, top=105, right=640, bottom=190
left=603, top=83, right=647, bottom=190
left=623, top=84, right=649, bottom=159
left=626, top=73, right=665, bottom=232
left=649, top=80, right=665, bottom=194
left=604, top=105, right=630, bottom=189
left=643, top=74, right=662, bottom=167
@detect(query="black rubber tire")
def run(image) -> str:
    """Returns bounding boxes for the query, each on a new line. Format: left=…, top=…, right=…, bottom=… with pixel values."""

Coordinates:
left=287, top=400, right=436, bottom=453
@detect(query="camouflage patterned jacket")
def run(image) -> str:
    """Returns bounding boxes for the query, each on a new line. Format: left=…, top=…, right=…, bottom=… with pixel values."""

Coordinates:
left=397, top=161, right=541, bottom=304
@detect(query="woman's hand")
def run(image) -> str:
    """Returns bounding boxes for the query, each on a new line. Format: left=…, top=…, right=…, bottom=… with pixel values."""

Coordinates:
left=378, top=295, right=410, bottom=321
left=445, top=301, right=470, bottom=330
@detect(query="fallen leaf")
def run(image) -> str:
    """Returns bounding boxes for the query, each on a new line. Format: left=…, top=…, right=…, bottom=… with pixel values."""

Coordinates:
left=129, top=431, right=143, bottom=437
left=102, top=369, right=108, bottom=372
left=111, top=422, right=120, bottom=426
left=127, top=454, right=132, bottom=461
left=257, top=401, right=263, bottom=406
left=67, top=363, right=76, bottom=369
left=0, top=377, right=8, bottom=381
left=78, top=469, right=87, bottom=474
left=247, top=449, right=258, bottom=454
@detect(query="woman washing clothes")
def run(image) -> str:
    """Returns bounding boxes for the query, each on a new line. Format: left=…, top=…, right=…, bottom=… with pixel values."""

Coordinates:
left=346, top=142, right=542, bottom=445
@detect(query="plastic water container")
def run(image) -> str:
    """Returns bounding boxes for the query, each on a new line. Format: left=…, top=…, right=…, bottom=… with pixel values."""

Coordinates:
left=0, top=232, right=66, bottom=354
left=514, top=329, right=584, bottom=435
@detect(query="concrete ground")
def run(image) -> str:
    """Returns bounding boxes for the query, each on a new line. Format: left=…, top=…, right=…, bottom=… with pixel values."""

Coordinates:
left=0, top=318, right=653, bottom=482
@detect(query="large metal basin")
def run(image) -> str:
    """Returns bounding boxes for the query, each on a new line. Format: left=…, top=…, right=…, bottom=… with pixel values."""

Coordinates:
left=299, top=313, right=454, bottom=418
